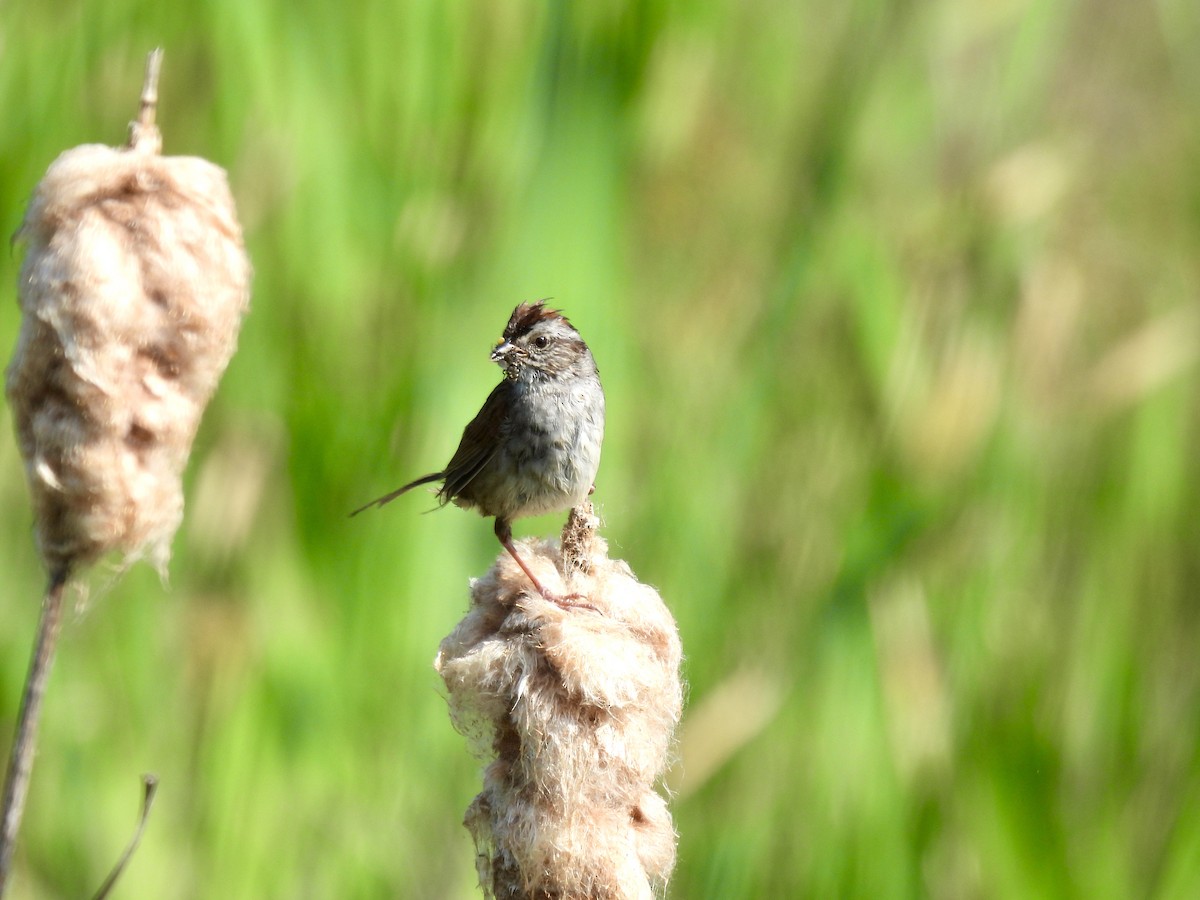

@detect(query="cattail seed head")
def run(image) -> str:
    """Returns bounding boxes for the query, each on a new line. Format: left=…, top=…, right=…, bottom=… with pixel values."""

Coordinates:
left=436, top=509, right=683, bottom=899
left=6, top=126, right=250, bottom=576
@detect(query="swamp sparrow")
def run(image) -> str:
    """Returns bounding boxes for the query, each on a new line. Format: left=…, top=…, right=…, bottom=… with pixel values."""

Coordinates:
left=352, top=301, right=605, bottom=604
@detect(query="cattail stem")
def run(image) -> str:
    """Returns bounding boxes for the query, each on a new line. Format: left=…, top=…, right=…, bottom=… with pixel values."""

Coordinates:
left=127, top=48, right=163, bottom=154
left=0, top=568, right=70, bottom=895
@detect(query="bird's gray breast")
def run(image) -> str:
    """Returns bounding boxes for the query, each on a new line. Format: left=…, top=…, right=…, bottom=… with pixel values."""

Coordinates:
left=479, top=376, right=605, bottom=520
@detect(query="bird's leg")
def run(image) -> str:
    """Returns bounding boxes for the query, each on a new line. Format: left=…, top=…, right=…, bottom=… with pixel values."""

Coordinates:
left=495, top=518, right=548, bottom=595
left=493, top=518, right=595, bottom=611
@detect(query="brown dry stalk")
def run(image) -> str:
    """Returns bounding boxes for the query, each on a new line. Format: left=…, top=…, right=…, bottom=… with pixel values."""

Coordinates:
left=437, top=503, right=683, bottom=899
left=0, top=570, right=67, bottom=894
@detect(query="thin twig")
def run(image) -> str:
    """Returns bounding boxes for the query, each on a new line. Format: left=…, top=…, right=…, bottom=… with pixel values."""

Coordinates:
left=91, top=775, right=159, bottom=900
left=0, top=568, right=70, bottom=895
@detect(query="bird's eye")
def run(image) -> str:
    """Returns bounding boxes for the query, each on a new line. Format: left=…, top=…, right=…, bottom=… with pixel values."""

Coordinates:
left=533, top=335, right=550, bottom=349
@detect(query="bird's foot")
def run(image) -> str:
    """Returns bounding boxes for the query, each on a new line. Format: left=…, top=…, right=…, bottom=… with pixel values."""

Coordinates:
left=497, top=520, right=599, bottom=612
left=536, top=588, right=598, bottom=613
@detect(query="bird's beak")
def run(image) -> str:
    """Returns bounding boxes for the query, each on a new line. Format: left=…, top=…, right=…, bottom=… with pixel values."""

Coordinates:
left=491, top=340, right=521, bottom=379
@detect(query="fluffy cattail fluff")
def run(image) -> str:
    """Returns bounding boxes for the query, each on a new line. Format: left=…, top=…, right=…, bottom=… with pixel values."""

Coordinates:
left=436, top=504, right=683, bottom=900
left=5, top=64, right=250, bottom=578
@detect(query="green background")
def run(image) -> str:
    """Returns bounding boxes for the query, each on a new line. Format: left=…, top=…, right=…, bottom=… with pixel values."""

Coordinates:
left=3, top=0, right=1200, bottom=897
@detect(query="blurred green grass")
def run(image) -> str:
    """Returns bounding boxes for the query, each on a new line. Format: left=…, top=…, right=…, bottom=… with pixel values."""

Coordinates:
left=2, top=0, right=1200, bottom=896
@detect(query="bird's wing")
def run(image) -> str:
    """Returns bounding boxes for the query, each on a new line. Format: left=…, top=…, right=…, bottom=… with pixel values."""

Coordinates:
left=439, top=380, right=509, bottom=502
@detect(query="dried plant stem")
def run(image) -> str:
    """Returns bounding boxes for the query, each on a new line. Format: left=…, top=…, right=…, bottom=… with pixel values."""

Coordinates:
left=128, top=48, right=163, bottom=154
left=0, top=568, right=69, bottom=895
left=91, top=774, right=159, bottom=900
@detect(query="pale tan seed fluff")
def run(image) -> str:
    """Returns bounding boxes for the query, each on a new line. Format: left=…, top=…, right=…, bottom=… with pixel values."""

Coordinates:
left=436, top=507, right=683, bottom=900
left=5, top=142, right=250, bottom=577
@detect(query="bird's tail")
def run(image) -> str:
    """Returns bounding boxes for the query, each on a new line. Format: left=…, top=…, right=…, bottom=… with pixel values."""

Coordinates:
left=349, top=472, right=443, bottom=517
